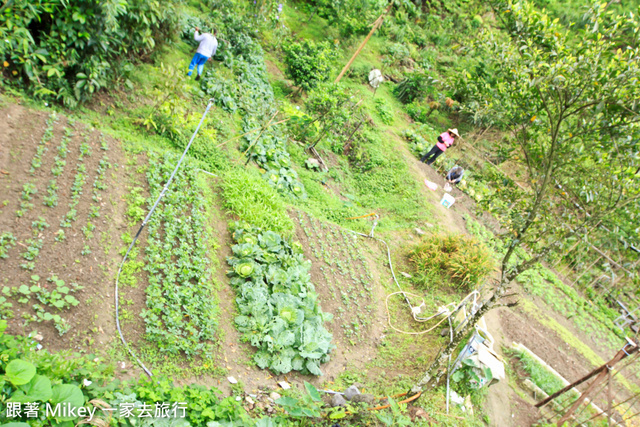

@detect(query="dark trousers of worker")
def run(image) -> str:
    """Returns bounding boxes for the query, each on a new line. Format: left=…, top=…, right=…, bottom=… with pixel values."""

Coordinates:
left=421, top=145, right=444, bottom=165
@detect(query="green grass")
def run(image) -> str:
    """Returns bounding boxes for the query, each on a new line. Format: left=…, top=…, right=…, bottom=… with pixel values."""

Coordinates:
left=220, top=167, right=295, bottom=235
left=507, top=345, right=579, bottom=409
left=5, top=0, right=634, bottom=424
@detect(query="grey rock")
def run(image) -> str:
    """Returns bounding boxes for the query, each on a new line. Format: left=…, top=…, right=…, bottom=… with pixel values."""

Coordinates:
left=227, top=376, right=238, bottom=384
left=269, top=392, right=281, bottom=401
left=331, top=394, right=347, bottom=407
left=400, top=272, right=412, bottom=278
left=344, top=385, right=361, bottom=401
left=414, top=227, right=426, bottom=235
left=352, top=393, right=376, bottom=405
left=306, top=158, right=320, bottom=168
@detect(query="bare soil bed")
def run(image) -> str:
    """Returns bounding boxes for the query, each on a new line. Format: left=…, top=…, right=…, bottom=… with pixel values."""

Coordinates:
left=0, top=103, right=126, bottom=354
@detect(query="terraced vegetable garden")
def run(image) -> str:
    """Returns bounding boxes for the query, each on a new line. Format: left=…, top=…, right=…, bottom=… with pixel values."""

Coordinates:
left=2, top=0, right=640, bottom=424
left=0, top=105, right=124, bottom=351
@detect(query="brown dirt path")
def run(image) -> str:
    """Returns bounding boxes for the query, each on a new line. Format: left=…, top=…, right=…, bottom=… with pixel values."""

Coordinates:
left=391, top=133, right=615, bottom=425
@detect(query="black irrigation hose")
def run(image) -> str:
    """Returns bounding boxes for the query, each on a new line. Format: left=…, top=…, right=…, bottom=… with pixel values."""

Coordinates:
left=114, top=98, right=215, bottom=377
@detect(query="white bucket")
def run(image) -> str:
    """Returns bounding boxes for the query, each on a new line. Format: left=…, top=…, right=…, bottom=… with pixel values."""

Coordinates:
left=441, top=193, right=455, bottom=208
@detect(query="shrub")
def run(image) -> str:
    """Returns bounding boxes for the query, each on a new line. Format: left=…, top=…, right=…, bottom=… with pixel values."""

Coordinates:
left=283, top=40, right=337, bottom=92
left=1, top=0, right=177, bottom=107
left=409, top=233, right=495, bottom=290
left=382, top=42, right=412, bottom=68
left=393, top=71, right=435, bottom=104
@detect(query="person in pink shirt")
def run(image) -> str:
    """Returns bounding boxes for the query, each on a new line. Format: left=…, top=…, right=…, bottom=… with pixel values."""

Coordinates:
left=420, top=128, right=460, bottom=165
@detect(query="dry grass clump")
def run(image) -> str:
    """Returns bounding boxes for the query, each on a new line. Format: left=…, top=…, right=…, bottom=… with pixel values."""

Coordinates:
left=409, top=233, right=495, bottom=291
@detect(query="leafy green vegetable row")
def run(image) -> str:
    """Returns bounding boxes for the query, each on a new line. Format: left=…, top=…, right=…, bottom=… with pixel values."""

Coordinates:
left=242, top=125, right=306, bottom=199
left=141, top=152, right=217, bottom=357
left=227, top=221, right=334, bottom=375
left=195, top=12, right=307, bottom=199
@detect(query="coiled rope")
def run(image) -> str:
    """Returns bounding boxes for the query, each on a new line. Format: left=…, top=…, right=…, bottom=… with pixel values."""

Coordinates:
left=114, top=98, right=216, bottom=378
left=346, top=214, right=480, bottom=334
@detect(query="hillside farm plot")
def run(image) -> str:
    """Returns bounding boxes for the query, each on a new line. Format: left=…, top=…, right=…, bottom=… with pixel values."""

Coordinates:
left=112, top=149, right=223, bottom=375
left=0, top=104, right=125, bottom=351
left=295, top=211, right=378, bottom=345
left=288, top=211, right=394, bottom=375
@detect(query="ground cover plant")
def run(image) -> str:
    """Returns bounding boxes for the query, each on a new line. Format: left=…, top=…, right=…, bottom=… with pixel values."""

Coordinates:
left=2, top=0, right=640, bottom=423
left=221, top=168, right=295, bottom=235
left=227, top=221, right=334, bottom=375
left=0, top=319, right=264, bottom=426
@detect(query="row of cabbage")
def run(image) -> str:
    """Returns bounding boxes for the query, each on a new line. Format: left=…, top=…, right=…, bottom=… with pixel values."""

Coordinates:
left=183, top=13, right=306, bottom=198
left=227, top=222, right=334, bottom=375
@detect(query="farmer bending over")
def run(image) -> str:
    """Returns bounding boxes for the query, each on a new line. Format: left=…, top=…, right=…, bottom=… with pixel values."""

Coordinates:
left=446, top=166, right=465, bottom=185
left=188, top=27, right=218, bottom=81
left=421, top=128, right=460, bottom=165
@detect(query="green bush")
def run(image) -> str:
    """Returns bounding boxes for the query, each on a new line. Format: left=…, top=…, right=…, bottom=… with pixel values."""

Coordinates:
left=0, top=0, right=177, bottom=107
left=409, top=233, right=495, bottom=290
left=283, top=39, right=337, bottom=92
left=393, top=71, right=434, bottom=104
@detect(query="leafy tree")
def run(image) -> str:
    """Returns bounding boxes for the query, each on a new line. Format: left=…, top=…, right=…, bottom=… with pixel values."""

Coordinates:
left=283, top=39, right=337, bottom=92
left=0, top=0, right=177, bottom=107
left=308, top=0, right=389, bottom=37
left=302, top=82, right=364, bottom=152
left=412, top=0, right=640, bottom=393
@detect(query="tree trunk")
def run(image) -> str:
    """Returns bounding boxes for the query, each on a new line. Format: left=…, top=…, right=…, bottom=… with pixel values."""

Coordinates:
left=410, top=281, right=508, bottom=395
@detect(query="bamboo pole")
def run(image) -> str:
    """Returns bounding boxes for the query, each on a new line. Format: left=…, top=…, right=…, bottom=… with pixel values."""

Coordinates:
left=608, top=369, right=613, bottom=427
left=334, top=2, right=393, bottom=84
